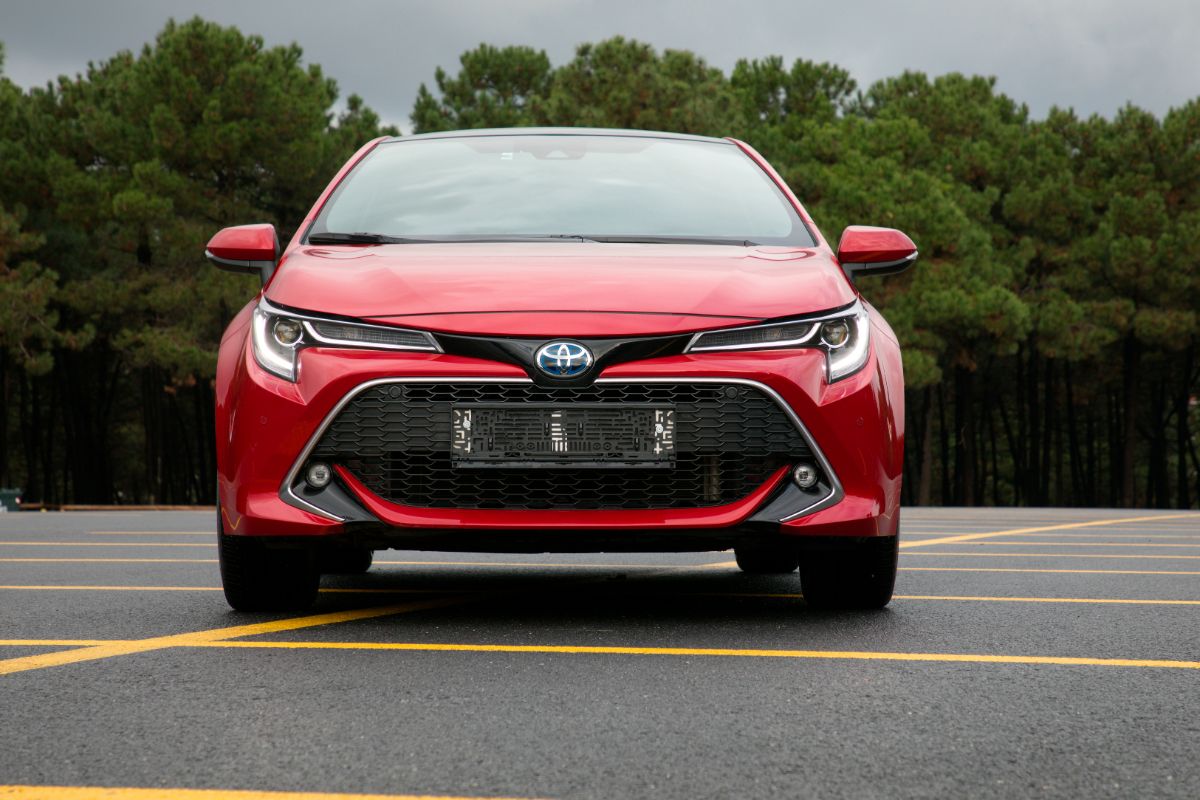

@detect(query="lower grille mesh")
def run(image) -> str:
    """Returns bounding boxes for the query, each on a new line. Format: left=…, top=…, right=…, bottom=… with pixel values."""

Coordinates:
left=311, top=382, right=812, bottom=510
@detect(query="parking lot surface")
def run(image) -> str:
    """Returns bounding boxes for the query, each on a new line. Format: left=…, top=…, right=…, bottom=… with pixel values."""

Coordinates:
left=1, top=507, right=1198, bottom=799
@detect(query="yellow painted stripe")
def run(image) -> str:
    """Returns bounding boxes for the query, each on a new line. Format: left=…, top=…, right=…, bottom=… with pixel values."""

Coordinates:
left=0, top=542, right=214, bottom=548
left=0, top=640, right=137, bottom=647
left=903, top=551, right=1200, bottom=560
left=898, top=512, right=1200, bottom=548
left=191, top=640, right=1200, bottom=670
left=894, top=594, right=1200, bottom=605
left=900, top=566, right=1200, bottom=576
left=961, top=532, right=1200, bottom=540
left=686, top=592, right=1200, bottom=606
left=0, top=786, right=535, bottom=800
left=4, top=584, right=1193, bottom=606
left=0, top=597, right=470, bottom=677
left=0, top=558, right=217, bottom=564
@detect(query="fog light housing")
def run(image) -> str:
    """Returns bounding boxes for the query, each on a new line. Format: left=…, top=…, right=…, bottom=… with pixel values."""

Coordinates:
left=792, top=463, right=820, bottom=490
left=305, top=462, right=332, bottom=489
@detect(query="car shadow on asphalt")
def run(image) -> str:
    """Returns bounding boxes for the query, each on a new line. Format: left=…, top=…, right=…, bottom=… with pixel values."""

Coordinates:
left=271, top=566, right=901, bottom=636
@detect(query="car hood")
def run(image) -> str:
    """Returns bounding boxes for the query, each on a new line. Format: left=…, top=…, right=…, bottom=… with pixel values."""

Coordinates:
left=266, top=243, right=855, bottom=336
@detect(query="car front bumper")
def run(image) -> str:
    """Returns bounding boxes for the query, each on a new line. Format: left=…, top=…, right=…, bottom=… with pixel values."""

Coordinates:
left=216, top=326, right=903, bottom=547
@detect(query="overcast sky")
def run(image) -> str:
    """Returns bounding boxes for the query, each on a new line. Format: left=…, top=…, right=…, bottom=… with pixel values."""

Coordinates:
left=1, top=0, right=1197, bottom=130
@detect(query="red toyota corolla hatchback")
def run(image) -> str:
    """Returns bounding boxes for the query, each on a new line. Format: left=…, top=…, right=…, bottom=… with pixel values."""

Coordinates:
left=207, top=128, right=916, bottom=612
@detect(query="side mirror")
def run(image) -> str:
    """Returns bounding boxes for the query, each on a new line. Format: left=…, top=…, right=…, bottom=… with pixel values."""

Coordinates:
left=206, top=224, right=279, bottom=286
left=836, top=226, right=918, bottom=281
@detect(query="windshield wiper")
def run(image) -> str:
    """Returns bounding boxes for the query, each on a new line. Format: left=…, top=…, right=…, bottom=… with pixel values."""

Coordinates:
left=582, top=235, right=759, bottom=246
left=306, top=232, right=421, bottom=245
left=307, top=232, right=757, bottom=246
left=306, top=232, right=600, bottom=245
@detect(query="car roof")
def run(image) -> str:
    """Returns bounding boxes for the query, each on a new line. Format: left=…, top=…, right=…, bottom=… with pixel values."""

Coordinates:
left=384, top=127, right=732, bottom=145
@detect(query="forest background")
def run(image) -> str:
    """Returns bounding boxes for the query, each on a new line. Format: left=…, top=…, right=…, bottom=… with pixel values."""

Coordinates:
left=1, top=18, right=1196, bottom=508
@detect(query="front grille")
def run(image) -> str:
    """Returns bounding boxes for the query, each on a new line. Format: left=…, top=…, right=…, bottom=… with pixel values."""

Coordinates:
left=311, top=382, right=812, bottom=510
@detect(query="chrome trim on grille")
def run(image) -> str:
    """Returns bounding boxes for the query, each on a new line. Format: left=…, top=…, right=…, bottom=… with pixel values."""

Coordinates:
left=278, top=376, right=842, bottom=523
left=596, top=378, right=842, bottom=521
left=280, top=378, right=530, bottom=521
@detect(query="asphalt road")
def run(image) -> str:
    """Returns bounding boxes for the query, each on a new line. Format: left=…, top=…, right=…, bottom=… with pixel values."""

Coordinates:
left=1, top=507, right=1198, bottom=800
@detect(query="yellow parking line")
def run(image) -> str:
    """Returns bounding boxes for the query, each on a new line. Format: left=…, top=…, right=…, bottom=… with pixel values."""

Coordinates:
left=0, top=558, right=217, bottom=563
left=0, top=640, right=137, bottom=647
left=903, top=552, right=1200, bottom=560
left=0, top=542, right=214, bottom=548
left=0, top=596, right=472, bottom=677
left=0, top=786, right=536, bottom=800
left=4, top=578, right=1195, bottom=604
left=686, top=592, right=1200, bottom=606
left=900, top=566, right=1200, bottom=576
left=971, top=532, right=1200, bottom=539
left=898, top=512, right=1200, bottom=548
left=192, top=640, right=1200, bottom=670
left=894, top=594, right=1200, bottom=605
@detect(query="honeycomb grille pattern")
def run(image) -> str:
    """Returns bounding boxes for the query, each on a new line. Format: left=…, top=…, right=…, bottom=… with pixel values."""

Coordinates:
left=311, top=382, right=812, bottom=510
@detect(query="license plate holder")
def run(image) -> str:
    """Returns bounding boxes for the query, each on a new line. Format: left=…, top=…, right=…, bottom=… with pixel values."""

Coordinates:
left=450, top=403, right=675, bottom=468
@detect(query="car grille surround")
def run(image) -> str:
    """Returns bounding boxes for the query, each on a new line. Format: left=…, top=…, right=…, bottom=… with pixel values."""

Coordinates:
left=310, top=381, right=813, bottom=511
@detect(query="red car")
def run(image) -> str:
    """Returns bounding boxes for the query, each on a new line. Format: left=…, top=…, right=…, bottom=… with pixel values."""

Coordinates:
left=207, top=128, right=916, bottom=612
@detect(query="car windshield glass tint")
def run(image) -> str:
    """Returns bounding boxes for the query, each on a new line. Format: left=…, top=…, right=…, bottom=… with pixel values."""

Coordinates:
left=310, top=135, right=815, bottom=246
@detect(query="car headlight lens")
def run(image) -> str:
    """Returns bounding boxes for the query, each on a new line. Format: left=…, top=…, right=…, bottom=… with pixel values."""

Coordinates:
left=252, top=300, right=441, bottom=382
left=820, top=320, right=850, bottom=348
left=253, top=305, right=302, bottom=381
left=273, top=318, right=303, bottom=345
left=824, top=306, right=870, bottom=382
left=685, top=302, right=870, bottom=383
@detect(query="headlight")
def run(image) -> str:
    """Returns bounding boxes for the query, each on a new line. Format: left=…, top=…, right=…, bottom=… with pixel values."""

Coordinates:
left=252, top=305, right=302, bottom=381
left=822, top=305, right=870, bottom=382
left=251, top=300, right=440, bottom=382
left=685, top=302, right=871, bottom=382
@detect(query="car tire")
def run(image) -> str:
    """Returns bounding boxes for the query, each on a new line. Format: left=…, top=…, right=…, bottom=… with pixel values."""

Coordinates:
left=799, top=536, right=898, bottom=610
left=218, top=524, right=319, bottom=612
left=734, top=543, right=800, bottom=574
left=321, top=547, right=373, bottom=575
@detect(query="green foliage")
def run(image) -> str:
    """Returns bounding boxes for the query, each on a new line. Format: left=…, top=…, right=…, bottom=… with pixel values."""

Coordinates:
left=0, top=17, right=394, bottom=501
left=412, top=44, right=551, bottom=133
left=1, top=26, right=1197, bottom=507
left=533, top=38, right=738, bottom=135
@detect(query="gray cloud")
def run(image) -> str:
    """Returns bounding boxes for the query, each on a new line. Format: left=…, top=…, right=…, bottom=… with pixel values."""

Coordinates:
left=1, top=0, right=1197, bottom=131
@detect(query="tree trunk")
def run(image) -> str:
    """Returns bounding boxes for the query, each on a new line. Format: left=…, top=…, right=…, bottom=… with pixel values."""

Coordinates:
left=954, top=365, right=976, bottom=506
left=1026, top=342, right=1041, bottom=506
left=1041, top=358, right=1054, bottom=505
left=917, top=387, right=933, bottom=505
left=1178, top=346, right=1194, bottom=509
left=1121, top=336, right=1140, bottom=507
left=938, top=383, right=950, bottom=504
left=1065, top=361, right=1084, bottom=505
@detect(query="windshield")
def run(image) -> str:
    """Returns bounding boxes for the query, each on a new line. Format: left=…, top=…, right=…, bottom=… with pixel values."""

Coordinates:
left=308, top=134, right=815, bottom=246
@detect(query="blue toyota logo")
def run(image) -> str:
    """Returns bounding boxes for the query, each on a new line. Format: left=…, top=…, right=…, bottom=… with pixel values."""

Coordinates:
left=535, top=341, right=594, bottom=378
